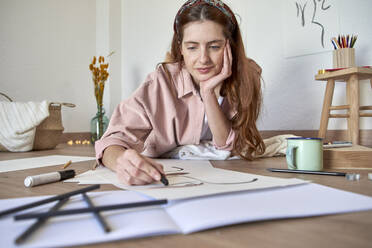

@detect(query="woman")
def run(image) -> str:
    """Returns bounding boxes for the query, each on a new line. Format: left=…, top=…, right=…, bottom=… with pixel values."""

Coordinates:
left=95, top=0, right=265, bottom=185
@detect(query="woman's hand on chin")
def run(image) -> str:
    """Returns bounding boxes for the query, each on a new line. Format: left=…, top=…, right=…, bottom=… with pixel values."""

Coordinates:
left=200, top=40, right=232, bottom=98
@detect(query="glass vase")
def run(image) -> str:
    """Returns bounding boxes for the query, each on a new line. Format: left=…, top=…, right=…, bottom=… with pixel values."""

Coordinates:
left=90, top=105, right=109, bottom=143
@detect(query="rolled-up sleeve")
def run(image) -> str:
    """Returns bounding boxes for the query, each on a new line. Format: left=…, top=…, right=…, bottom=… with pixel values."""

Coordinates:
left=212, top=127, right=236, bottom=151
left=95, top=83, right=153, bottom=163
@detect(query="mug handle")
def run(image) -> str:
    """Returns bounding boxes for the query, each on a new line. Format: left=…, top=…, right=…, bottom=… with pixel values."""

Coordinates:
left=286, top=146, right=298, bottom=170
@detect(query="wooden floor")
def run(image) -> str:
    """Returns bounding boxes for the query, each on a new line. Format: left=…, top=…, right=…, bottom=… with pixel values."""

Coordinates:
left=0, top=144, right=372, bottom=248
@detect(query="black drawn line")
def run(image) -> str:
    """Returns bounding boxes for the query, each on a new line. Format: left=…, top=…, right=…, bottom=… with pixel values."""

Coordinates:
left=319, top=0, right=331, bottom=10
left=311, top=0, right=325, bottom=47
left=296, top=2, right=299, bottom=16
left=295, top=1, right=307, bottom=27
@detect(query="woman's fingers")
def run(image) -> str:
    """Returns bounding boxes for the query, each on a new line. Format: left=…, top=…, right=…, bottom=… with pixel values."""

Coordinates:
left=211, top=40, right=231, bottom=82
left=143, top=156, right=165, bottom=174
left=227, top=40, right=233, bottom=65
left=126, top=160, right=155, bottom=183
left=129, top=151, right=162, bottom=180
left=116, top=166, right=148, bottom=185
left=223, top=40, right=232, bottom=77
left=116, top=149, right=163, bottom=185
left=200, top=39, right=232, bottom=92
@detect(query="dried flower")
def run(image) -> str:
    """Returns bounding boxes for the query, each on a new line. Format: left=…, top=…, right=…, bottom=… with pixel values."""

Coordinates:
left=89, top=52, right=114, bottom=107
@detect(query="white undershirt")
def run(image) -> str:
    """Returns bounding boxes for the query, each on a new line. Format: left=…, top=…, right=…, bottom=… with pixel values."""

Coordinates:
left=200, top=96, right=224, bottom=141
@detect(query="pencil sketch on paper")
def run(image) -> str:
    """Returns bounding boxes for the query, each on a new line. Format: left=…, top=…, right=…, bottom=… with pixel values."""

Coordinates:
left=283, top=0, right=339, bottom=57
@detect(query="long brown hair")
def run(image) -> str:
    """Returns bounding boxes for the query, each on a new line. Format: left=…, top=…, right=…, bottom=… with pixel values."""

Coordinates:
left=166, top=1, right=265, bottom=160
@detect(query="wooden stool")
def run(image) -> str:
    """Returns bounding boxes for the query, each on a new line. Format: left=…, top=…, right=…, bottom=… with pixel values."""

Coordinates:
left=315, top=67, right=372, bottom=145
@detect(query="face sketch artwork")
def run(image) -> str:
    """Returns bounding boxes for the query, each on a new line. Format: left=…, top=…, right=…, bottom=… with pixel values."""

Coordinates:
left=295, top=0, right=332, bottom=47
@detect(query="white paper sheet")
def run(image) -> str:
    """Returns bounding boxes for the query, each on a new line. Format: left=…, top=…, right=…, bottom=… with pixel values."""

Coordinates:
left=66, top=159, right=214, bottom=186
left=0, top=190, right=179, bottom=248
left=131, top=167, right=308, bottom=200
left=1, top=184, right=372, bottom=248
left=65, top=167, right=115, bottom=185
left=0, top=155, right=95, bottom=173
left=166, top=183, right=372, bottom=233
left=67, top=159, right=309, bottom=200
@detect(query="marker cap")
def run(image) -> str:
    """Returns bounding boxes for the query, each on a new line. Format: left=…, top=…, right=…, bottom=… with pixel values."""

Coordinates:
left=60, top=170, right=76, bottom=180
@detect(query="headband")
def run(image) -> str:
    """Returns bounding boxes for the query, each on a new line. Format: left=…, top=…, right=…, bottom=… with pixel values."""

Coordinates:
left=174, top=0, right=236, bottom=35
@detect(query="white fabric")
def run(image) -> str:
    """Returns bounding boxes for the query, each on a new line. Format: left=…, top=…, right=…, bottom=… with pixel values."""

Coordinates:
left=163, top=134, right=299, bottom=160
left=162, top=140, right=231, bottom=160
left=0, top=101, right=49, bottom=152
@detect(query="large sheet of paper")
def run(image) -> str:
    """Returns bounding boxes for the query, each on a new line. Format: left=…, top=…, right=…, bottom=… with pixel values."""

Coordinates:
left=1, top=184, right=372, bottom=248
left=66, top=159, right=308, bottom=200
left=0, top=155, right=95, bottom=173
left=66, top=159, right=214, bottom=185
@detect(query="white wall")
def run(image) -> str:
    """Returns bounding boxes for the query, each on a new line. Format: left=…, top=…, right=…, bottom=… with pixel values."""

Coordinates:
left=1, top=0, right=371, bottom=133
left=245, top=0, right=372, bottom=130
left=0, top=0, right=96, bottom=132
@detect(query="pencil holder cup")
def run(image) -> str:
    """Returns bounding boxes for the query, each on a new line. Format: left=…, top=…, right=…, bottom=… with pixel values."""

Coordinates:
left=286, top=138, right=323, bottom=171
left=333, top=48, right=355, bottom=68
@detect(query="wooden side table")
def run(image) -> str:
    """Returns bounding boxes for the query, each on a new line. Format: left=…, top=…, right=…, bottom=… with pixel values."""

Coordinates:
left=315, top=67, right=372, bottom=145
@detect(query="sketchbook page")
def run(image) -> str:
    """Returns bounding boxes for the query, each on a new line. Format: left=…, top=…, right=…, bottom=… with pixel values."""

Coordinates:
left=65, top=159, right=308, bottom=200
left=66, top=159, right=214, bottom=187
left=166, top=183, right=372, bottom=234
left=130, top=165, right=309, bottom=200
left=0, top=155, right=95, bottom=173
left=156, top=159, right=214, bottom=170
left=65, top=166, right=117, bottom=185
left=0, top=190, right=179, bottom=248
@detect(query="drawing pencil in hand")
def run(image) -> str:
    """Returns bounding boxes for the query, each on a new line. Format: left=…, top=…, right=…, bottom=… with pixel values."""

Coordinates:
left=160, top=174, right=169, bottom=186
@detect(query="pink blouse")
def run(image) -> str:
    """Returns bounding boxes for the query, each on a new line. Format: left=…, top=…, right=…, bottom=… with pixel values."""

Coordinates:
left=95, top=63, right=237, bottom=161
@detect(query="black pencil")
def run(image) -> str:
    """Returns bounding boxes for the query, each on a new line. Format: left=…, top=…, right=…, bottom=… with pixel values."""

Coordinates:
left=15, top=199, right=168, bottom=220
left=160, top=174, right=169, bottom=186
left=267, top=168, right=346, bottom=176
left=82, top=193, right=111, bottom=233
left=0, top=185, right=100, bottom=218
left=15, top=198, right=69, bottom=244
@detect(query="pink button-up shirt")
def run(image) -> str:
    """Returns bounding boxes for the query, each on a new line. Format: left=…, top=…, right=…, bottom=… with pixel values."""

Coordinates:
left=95, top=63, right=237, bottom=161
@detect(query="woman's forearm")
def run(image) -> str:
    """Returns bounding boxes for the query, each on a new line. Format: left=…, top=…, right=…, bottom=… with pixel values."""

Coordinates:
left=101, top=145, right=126, bottom=172
left=201, top=89, right=230, bottom=146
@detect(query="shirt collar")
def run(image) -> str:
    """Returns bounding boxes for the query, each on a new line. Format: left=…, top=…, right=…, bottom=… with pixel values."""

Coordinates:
left=178, top=66, right=199, bottom=98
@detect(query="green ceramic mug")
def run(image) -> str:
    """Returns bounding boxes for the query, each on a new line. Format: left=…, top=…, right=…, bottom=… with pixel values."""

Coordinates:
left=286, top=137, right=323, bottom=171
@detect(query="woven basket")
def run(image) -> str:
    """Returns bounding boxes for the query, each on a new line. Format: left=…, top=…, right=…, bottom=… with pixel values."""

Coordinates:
left=0, top=92, right=75, bottom=151
left=33, top=102, right=75, bottom=150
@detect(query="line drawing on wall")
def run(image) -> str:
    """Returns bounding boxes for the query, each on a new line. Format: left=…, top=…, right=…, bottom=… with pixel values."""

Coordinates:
left=283, top=0, right=339, bottom=57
